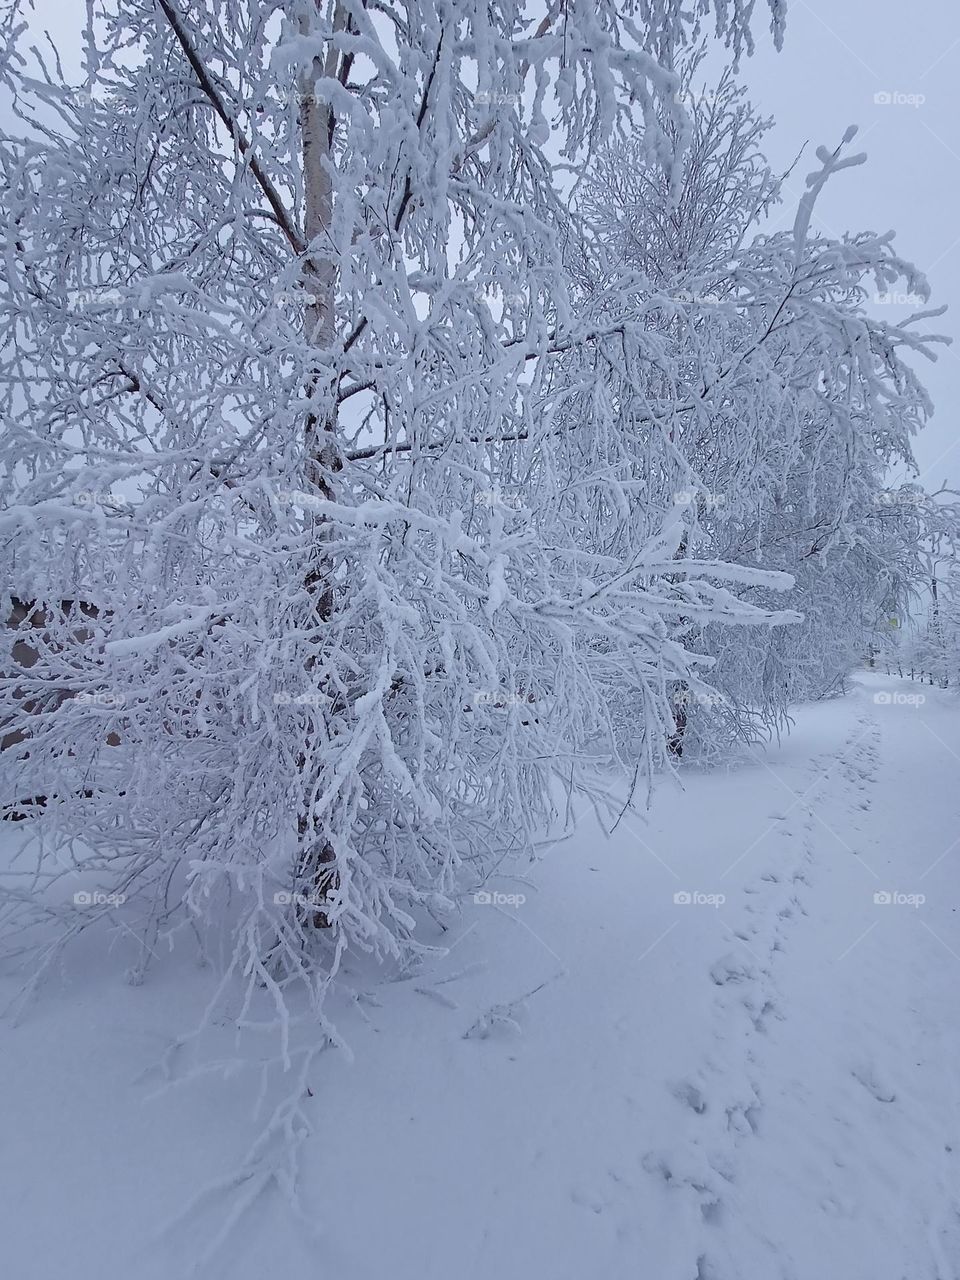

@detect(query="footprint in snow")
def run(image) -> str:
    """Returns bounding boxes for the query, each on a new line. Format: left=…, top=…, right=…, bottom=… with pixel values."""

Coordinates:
left=851, top=1062, right=897, bottom=1103
left=570, top=1187, right=605, bottom=1214
left=709, top=954, right=756, bottom=986
left=670, top=1079, right=708, bottom=1114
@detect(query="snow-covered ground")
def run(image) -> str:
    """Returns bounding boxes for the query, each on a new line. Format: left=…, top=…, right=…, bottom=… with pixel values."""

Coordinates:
left=2, top=670, right=959, bottom=1280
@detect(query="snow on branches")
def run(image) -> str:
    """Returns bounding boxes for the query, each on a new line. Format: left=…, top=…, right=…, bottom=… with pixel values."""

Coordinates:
left=576, top=57, right=948, bottom=756
left=0, top=0, right=799, bottom=998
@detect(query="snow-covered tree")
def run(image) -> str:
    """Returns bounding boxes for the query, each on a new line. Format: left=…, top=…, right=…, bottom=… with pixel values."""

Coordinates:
left=892, top=502, right=960, bottom=685
left=576, top=59, right=948, bottom=758
left=0, top=2, right=794, bottom=1001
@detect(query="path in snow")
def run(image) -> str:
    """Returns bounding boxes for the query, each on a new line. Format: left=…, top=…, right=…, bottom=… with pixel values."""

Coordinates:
left=1, top=672, right=959, bottom=1280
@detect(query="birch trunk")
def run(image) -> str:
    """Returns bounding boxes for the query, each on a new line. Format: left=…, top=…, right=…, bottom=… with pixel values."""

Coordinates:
left=293, top=3, right=347, bottom=927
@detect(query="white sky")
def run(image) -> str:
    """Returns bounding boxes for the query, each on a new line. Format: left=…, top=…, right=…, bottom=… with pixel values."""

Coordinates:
left=739, top=0, right=960, bottom=492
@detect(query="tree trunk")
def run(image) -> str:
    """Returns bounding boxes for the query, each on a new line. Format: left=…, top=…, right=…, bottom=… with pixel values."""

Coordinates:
left=292, top=4, right=348, bottom=928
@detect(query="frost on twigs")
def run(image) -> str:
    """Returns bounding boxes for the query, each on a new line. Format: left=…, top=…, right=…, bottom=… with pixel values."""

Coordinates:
left=0, top=0, right=826, bottom=1256
left=463, top=975, right=562, bottom=1041
left=0, top=0, right=795, bottom=1008
left=5, top=0, right=948, bottom=1268
left=577, top=58, right=948, bottom=762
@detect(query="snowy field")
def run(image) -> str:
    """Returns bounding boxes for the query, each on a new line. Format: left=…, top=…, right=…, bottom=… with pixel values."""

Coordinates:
left=3, top=669, right=958, bottom=1280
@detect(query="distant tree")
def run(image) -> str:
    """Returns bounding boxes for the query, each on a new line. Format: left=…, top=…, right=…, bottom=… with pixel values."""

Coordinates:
left=577, top=58, right=948, bottom=758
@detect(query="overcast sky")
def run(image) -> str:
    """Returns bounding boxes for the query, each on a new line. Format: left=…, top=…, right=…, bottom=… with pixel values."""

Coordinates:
left=738, top=1, right=960, bottom=492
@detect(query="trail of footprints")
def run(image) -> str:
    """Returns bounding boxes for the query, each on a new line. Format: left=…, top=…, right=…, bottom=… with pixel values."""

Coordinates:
left=643, top=716, right=884, bottom=1277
